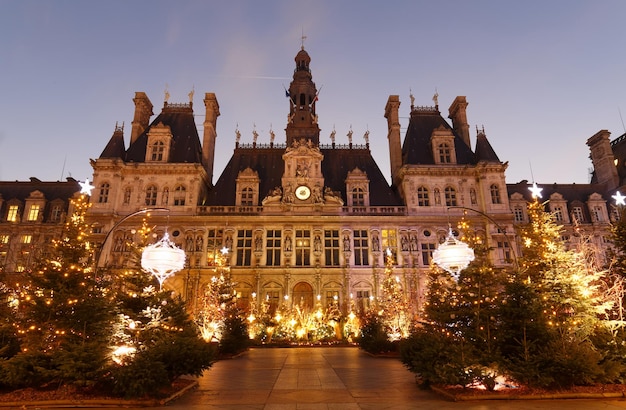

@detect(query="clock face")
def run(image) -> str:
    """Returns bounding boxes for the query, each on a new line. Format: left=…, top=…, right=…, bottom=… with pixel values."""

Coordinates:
left=295, top=185, right=311, bottom=200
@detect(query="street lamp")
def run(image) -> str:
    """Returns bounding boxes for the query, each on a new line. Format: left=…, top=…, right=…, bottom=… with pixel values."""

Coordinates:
left=141, top=232, right=186, bottom=290
left=432, top=227, right=475, bottom=281
left=432, top=206, right=519, bottom=280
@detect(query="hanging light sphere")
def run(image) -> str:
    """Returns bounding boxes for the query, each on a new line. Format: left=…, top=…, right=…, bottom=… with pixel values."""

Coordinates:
left=141, top=232, right=186, bottom=289
left=432, top=228, right=475, bottom=280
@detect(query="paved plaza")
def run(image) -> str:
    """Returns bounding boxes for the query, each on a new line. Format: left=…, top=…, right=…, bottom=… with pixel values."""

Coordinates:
left=160, top=346, right=626, bottom=410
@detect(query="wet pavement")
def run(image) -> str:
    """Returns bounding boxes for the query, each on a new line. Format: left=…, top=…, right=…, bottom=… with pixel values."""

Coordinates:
left=160, top=346, right=626, bottom=410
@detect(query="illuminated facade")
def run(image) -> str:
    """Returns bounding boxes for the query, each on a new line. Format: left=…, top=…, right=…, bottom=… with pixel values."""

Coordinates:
left=1, top=47, right=623, bottom=315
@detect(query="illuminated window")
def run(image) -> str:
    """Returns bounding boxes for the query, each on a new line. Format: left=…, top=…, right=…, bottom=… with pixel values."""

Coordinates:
left=266, top=230, right=281, bottom=266
left=241, top=187, right=253, bottom=206
left=7, top=205, right=19, bottom=222
left=324, top=230, right=340, bottom=266
left=326, top=290, right=339, bottom=306
left=173, top=185, right=186, bottom=206
left=27, top=205, right=40, bottom=221
left=98, top=183, right=110, bottom=203
left=490, top=184, right=501, bottom=204
left=145, top=185, right=157, bottom=206
left=444, top=186, right=457, bottom=206
left=295, top=230, right=311, bottom=266
left=21, top=235, right=32, bottom=244
left=206, top=229, right=224, bottom=266
left=353, top=230, right=369, bottom=266
left=381, top=229, right=397, bottom=261
left=150, top=141, right=165, bottom=161
left=236, top=229, right=253, bottom=266
left=0, top=234, right=9, bottom=244
left=438, top=143, right=451, bottom=163
left=351, top=188, right=365, bottom=206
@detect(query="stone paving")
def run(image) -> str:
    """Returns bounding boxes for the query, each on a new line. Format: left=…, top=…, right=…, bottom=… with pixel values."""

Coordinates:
left=157, top=346, right=626, bottom=410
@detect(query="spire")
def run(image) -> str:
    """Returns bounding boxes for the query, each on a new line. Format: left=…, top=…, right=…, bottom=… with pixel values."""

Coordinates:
left=285, top=45, right=320, bottom=146
left=99, top=122, right=126, bottom=159
left=474, top=126, right=501, bottom=163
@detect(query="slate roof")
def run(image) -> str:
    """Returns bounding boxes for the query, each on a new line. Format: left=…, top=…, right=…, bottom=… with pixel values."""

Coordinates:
left=204, top=146, right=402, bottom=207
left=101, top=103, right=203, bottom=164
left=402, top=108, right=476, bottom=165
left=0, top=177, right=80, bottom=203
left=475, top=132, right=501, bottom=163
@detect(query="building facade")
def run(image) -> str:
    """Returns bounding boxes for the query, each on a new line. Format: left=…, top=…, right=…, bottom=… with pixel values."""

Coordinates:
left=1, top=47, right=623, bottom=316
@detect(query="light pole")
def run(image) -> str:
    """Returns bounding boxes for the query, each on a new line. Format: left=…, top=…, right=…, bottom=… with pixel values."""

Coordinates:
left=432, top=206, right=519, bottom=279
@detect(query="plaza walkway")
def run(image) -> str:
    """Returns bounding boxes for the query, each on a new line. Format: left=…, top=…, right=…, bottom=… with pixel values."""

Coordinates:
left=164, top=346, right=626, bottom=410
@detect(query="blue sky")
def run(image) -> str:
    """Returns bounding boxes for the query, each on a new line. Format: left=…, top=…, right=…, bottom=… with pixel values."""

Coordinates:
left=1, top=1, right=625, bottom=186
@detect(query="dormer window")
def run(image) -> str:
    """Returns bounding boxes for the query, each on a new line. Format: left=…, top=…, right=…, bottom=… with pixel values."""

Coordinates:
left=351, top=188, right=365, bottom=206
left=236, top=168, right=260, bottom=207
left=438, top=143, right=451, bottom=163
left=27, top=204, right=40, bottom=221
left=241, top=188, right=254, bottom=206
left=150, top=141, right=165, bottom=161
left=7, top=204, right=19, bottom=222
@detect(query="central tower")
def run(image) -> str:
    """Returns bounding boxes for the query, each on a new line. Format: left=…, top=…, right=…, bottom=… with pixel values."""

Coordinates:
left=285, top=47, right=320, bottom=146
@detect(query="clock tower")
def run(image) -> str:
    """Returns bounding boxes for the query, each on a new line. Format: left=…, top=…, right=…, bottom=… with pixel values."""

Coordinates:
left=285, top=46, right=320, bottom=146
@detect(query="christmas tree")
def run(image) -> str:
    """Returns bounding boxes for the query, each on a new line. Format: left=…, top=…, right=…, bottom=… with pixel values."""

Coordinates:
left=378, top=249, right=411, bottom=341
left=5, top=193, right=116, bottom=388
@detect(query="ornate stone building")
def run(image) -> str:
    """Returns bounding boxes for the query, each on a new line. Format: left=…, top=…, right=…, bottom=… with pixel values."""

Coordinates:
left=1, top=46, right=624, bottom=316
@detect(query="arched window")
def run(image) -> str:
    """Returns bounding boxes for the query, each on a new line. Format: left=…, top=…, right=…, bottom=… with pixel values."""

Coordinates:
left=444, top=186, right=457, bottom=206
left=490, top=184, right=501, bottom=204
left=145, top=185, right=157, bottom=206
left=173, top=185, right=186, bottom=206
left=241, top=187, right=253, bottom=206
left=438, top=143, right=451, bottom=163
left=150, top=141, right=165, bottom=161
left=417, top=186, right=430, bottom=206
left=352, top=187, right=365, bottom=206
left=98, top=182, right=110, bottom=203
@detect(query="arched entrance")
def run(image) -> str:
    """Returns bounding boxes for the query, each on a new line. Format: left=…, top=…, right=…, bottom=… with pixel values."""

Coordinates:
left=292, top=281, right=314, bottom=310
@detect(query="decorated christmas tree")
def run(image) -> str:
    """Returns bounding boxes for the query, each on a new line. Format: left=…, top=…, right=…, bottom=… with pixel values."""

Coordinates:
left=378, top=249, right=411, bottom=341
left=5, top=193, right=116, bottom=387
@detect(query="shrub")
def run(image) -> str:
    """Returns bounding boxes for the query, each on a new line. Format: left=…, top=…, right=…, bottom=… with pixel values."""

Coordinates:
left=219, top=313, right=250, bottom=356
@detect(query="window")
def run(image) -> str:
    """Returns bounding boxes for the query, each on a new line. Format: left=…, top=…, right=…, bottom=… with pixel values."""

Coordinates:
left=50, top=205, right=63, bottom=222
left=381, top=229, right=397, bottom=261
left=351, top=188, right=365, bottom=206
left=98, top=183, right=110, bottom=203
left=355, top=290, right=371, bottom=312
left=490, top=184, right=501, bottom=204
left=241, top=187, right=253, bottom=206
left=572, top=207, right=584, bottom=223
left=444, top=186, right=457, bottom=206
left=324, top=230, right=340, bottom=266
left=421, top=243, right=435, bottom=266
left=145, top=185, right=157, bottom=206
left=123, top=187, right=132, bottom=204
left=27, top=205, right=40, bottom=221
left=353, top=230, right=369, bottom=266
left=417, top=187, right=430, bottom=206
left=326, top=290, right=340, bottom=306
left=295, top=230, right=311, bottom=266
left=513, top=206, right=525, bottom=223
left=7, top=205, right=19, bottom=222
left=592, top=206, right=604, bottom=222
left=236, top=229, right=253, bottom=266
left=150, top=141, right=165, bottom=161
left=21, top=235, right=32, bottom=244
left=173, top=185, right=186, bottom=206
left=206, top=229, right=224, bottom=266
left=497, top=241, right=511, bottom=263
left=553, top=206, right=564, bottom=222
left=266, top=230, right=281, bottom=266
left=0, top=234, right=9, bottom=244
left=438, top=143, right=451, bottom=163
left=266, top=290, right=280, bottom=315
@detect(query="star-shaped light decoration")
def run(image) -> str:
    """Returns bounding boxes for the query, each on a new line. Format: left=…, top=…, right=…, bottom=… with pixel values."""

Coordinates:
left=79, top=179, right=95, bottom=195
left=529, top=182, right=543, bottom=199
left=220, top=246, right=230, bottom=255
left=613, top=191, right=626, bottom=206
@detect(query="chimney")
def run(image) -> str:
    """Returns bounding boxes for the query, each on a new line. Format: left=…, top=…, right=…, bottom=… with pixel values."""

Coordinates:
left=130, top=92, right=153, bottom=145
left=448, top=96, right=470, bottom=148
left=385, top=95, right=402, bottom=184
left=587, top=130, right=619, bottom=190
left=203, top=93, right=220, bottom=184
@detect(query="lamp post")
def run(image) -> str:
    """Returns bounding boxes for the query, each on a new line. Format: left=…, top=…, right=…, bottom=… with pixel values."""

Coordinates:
left=95, top=208, right=186, bottom=289
left=432, top=206, right=519, bottom=279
